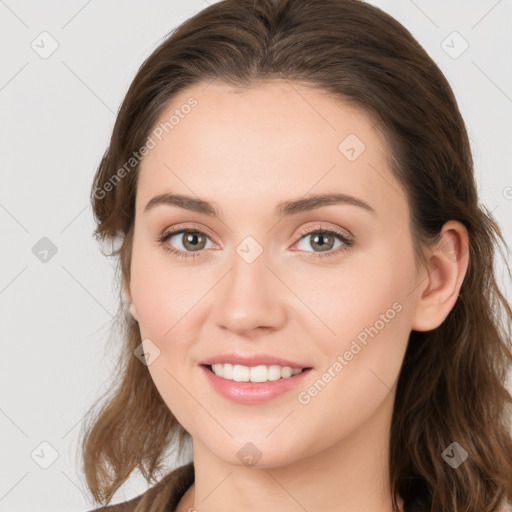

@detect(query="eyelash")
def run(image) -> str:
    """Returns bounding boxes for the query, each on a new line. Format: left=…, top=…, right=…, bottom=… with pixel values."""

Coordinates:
left=157, top=224, right=354, bottom=261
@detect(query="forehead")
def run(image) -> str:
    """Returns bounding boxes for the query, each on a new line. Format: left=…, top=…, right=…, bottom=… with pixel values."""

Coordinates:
left=136, top=80, right=404, bottom=220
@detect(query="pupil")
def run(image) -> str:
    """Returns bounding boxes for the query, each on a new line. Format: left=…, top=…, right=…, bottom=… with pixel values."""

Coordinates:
left=313, top=233, right=332, bottom=251
left=315, top=234, right=325, bottom=246
left=185, top=232, right=203, bottom=250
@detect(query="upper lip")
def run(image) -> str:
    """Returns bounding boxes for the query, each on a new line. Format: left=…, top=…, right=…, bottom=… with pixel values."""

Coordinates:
left=199, top=352, right=312, bottom=369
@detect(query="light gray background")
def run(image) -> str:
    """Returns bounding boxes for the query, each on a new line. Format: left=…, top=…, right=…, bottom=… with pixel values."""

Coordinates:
left=1, top=1, right=511, bottom=511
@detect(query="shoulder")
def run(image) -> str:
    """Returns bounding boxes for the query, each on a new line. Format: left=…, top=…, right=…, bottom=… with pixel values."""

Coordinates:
left=84, top=462, right=195, bottom=512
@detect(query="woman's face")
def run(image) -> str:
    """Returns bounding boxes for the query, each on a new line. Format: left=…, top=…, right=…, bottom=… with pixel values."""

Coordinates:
left=127, top=80, right=421, bottom=467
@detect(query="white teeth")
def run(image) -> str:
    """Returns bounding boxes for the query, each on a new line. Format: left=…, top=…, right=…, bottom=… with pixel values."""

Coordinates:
left=210, top=363, right=304, bottom=382
left=222, top=363, right=233, bottom=380
left=232, top=364, right=249, bottom=382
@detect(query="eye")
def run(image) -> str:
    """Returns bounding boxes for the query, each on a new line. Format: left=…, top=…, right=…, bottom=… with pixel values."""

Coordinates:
left=157, top=224, right=354, bottom=260
left=292, top=225, right=353, bottom=259
left=158, top=226, right=215, bottom=260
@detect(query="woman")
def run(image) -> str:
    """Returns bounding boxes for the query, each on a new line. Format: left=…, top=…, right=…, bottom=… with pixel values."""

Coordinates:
left=80, top=0, right=512, bottom=511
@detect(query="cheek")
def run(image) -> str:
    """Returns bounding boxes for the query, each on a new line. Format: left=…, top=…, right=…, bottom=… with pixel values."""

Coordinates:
left=306, top=241, right=414, bottom=344
left=295, top=267, right=413, bottom=450
left=130, top=247, right=200, bottom=429
left=130, top=243, right=208, bottom=338
left=308, top=239, right=415, bottom=393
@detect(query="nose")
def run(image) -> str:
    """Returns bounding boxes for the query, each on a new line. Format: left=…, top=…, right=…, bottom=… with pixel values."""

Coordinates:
left=212, top=247, right=287, bottom=337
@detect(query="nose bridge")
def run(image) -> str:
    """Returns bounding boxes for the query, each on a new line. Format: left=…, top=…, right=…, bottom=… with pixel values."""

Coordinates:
left=213, top=235, right=286, bottom=333
left=225, top=237, right=273, bottom=307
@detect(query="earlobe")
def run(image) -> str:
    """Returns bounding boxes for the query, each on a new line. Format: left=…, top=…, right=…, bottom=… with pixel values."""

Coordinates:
left=124, top=286, right=139, bottom=322
left=129, top=302, right=139, bottom=322
left=411, top=221, right=469, bottom=332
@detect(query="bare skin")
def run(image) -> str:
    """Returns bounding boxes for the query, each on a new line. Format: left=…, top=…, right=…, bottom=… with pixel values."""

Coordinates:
left=126, top=80, right=469, bottom=512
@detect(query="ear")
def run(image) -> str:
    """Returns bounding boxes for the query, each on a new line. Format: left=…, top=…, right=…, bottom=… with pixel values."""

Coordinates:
left=124, top=284, right=139, bottom=322
left=411, top=220, right=469, bottom=332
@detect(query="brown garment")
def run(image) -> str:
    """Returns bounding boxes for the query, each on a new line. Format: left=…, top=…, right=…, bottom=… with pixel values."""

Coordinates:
left=86, top=462, right=194, bottom=512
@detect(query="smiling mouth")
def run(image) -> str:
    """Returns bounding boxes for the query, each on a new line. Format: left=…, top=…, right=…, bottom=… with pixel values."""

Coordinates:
left=202, top=363, right=313, bottom=383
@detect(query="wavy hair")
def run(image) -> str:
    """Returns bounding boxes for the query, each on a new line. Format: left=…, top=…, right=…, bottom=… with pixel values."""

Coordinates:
left=79, top=1, right=512, bottom=510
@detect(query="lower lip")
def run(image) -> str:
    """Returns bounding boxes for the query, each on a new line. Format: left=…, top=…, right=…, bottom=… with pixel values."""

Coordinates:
left=200, top=365, right=313, bottom=405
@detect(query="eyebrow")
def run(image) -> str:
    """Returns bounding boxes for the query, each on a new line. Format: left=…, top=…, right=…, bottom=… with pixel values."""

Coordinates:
left=144, top=192, right=376, bottom=218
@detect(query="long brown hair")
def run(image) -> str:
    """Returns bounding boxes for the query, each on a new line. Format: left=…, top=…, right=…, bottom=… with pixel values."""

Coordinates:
left=80, top=1, right=512, bottom=510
